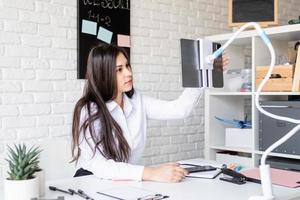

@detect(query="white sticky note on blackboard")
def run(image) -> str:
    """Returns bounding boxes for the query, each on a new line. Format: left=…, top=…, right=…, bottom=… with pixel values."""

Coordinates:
left=117, top=34, right=130, bottom=47
left=97, top=26, right=113, bottom=44
left=81, top=19, right=97, bottom=35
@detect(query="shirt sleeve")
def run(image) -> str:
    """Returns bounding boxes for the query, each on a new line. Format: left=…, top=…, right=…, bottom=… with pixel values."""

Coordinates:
left=142, top=88, right=204, bottom=120
left=77, top=106, right=145, bottom=181
left=79, top=138, right=144, bottom=181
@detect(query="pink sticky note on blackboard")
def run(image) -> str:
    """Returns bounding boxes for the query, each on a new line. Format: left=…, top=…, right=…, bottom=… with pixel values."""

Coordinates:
left=117, top=34, right=130, bottom=47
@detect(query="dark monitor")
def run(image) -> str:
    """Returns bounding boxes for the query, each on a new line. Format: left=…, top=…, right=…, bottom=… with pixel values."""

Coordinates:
left=212, top=42, right=224, bottom=88
left=180, top=39, right=224, bottom=88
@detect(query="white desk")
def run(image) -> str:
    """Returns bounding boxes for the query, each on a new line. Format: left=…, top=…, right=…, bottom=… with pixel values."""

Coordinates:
left=44, top=175, right=300, bottom=200
left=1, top=159, right=300, bottom=200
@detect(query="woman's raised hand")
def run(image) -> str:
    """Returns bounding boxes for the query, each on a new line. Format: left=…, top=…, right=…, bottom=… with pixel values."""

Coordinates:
left=213, top=52, right=230, bottom=72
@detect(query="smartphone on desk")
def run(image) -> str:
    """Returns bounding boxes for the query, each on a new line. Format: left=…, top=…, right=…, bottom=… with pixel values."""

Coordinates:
left=181, top=164, right=217, bottom=173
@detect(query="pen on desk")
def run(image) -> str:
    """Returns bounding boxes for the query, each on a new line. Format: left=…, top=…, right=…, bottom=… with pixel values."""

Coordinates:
left=97, top=191, right=125, bottom=200
left=69, top=189, right=90, bottom=199
left=160, top=195, right=169, bottom=199
left=49, top=186, right=74, bottom=195
left=78, top=189, right=94, bottom=200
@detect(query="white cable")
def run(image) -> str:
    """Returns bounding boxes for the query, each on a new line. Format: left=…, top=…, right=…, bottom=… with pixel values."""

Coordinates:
left=207, top=22, right=300, bottom=200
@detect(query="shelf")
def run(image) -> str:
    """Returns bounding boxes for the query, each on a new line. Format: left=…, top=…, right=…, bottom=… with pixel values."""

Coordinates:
left=204, top=24, right=300, bottom=167
left=254, top=92, right=300, bottom=95
left=208, top=92, right=300, bottom=96
left=254, top=151, right=300, bottom=160
left=206, top=24, right=300, bottom=44
left=208, top=92, right=252, bottom=96
left=210, top=145, right=252, bottom=154
left=206, top=33, right=252, bottom=45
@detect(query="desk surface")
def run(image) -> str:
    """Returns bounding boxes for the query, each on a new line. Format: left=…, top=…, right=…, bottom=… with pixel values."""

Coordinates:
left=1, top=159, right=300, bottom=200
left=44, top=175, right=300, bottom=200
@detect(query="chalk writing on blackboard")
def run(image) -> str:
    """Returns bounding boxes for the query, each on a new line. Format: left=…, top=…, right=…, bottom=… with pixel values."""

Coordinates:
left=82, top=0, right=129, bottom=10
left=87, top=10, right=111, bottom=26
left=78, top=0, right=130, bottom=79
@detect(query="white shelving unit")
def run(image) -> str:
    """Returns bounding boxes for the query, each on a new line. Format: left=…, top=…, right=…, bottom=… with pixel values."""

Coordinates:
left=204, top=24, right=300, bottom=168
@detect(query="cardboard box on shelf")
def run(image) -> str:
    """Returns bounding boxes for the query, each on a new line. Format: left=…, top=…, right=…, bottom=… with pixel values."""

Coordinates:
left=256, top=65, right=294, bottom=91
left=255, top=78, right=293, bottom=92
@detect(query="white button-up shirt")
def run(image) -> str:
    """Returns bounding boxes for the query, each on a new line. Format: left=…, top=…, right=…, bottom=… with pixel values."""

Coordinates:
left=77, top=88, right=203, bottom=181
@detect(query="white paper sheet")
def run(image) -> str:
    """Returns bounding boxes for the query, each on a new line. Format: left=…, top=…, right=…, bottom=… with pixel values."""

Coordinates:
left=179, top=159, right=223, bottom=179
left=97, top=186, right=157, bottom=200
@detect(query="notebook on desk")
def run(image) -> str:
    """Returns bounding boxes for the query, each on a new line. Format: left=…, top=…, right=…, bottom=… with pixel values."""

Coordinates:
left=179, top=159, right=223, bottom=179
left=184, top=167, right=221, bottom=179
left=242, top=168, right=300, bottom=188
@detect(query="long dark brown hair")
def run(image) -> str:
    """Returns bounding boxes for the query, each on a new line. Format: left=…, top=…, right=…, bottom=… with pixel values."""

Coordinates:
left=71, top=44, right=133, bottom=163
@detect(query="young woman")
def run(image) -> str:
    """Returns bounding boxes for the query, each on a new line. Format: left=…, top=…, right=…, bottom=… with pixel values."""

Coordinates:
left=71, top=44, right=228, bottom=183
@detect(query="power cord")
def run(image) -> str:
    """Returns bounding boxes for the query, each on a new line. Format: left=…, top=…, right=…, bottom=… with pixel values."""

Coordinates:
left=206, top=22, right=300, bottom=200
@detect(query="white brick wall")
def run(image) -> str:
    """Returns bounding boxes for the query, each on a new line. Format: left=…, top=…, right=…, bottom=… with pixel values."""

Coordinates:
left=0, top=0, right=299, bottom=185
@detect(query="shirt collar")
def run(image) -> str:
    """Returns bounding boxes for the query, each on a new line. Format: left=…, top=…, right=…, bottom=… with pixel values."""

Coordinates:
left=123, top=93, right=133, bottom=117
left=105, top=93, right=133, bottom=117
left=106, top=100, right=118, bottom=112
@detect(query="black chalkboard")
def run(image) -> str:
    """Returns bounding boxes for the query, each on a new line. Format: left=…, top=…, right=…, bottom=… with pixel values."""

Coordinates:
left=78, top=0, right=130, bottom=79
left=229, top=0, right=278, bottom=27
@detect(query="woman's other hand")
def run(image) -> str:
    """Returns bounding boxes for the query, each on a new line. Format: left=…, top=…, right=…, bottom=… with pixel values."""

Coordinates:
left=143, top=162, right=188, bottom=183
left=222, top=52, right=230, bottom=71
left=214, top=52, right=230, bottom=72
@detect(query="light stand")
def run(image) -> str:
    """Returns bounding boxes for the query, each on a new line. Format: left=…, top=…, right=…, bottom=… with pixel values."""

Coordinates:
left=204, top=22, right=300, bottom=200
